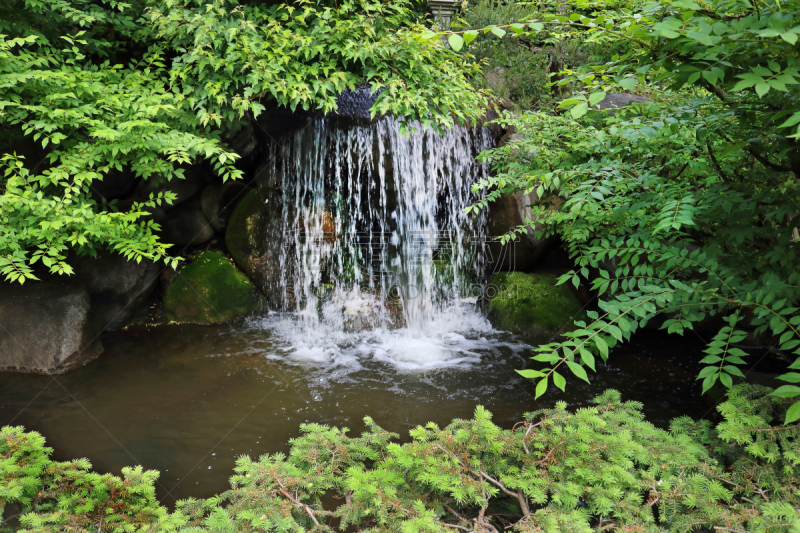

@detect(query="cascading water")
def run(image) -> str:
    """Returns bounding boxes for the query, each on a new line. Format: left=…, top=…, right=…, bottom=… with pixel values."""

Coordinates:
left=251, top=98, right=499, bottom=369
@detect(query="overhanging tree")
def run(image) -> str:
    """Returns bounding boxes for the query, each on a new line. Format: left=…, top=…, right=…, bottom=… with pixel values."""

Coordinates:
left=432, top=0, right=800, bottom=422
left=0, top=0, right=489, bottom=284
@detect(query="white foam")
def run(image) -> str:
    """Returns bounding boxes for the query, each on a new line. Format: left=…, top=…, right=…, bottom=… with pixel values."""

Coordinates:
left=249, top=300, right=497, bottom=373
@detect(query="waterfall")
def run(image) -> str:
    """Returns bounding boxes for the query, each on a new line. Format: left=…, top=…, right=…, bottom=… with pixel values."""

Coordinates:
left=253, top=104, right=496, bottom=368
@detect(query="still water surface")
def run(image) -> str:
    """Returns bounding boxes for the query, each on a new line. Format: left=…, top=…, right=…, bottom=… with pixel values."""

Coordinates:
left=0, top=319, right=712, bottom=504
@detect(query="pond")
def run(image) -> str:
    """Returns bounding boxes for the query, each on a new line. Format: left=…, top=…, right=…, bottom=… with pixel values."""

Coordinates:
left=0, top=314, right=714, bottom=505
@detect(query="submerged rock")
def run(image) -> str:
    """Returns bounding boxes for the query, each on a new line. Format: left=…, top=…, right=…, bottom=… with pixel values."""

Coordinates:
left=0, top=284, right=103, bottom=373
left=487, top=272, right=585, bottom=336
left=163, top=251, right=263, bottom=324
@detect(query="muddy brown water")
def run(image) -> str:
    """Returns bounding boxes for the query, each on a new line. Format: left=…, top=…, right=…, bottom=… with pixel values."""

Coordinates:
left=0, top=321, right=716, bottom=504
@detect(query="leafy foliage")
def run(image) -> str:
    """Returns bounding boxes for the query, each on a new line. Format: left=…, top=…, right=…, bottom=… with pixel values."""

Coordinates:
left=2, top=386, right=799, bottom=532
left=0, top=0, right=487, bottom=283
left=444, top=0, right=800, bottom=423
left=146, top=0, right=488, bottom=129
left=458, top=0, right=636, bottom=110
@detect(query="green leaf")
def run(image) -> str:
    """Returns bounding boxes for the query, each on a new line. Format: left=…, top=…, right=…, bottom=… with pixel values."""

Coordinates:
left=619, top=77, right=637, bottom=91
left=785, top=401, right=800, bottom=424
left=516, top=369, right=545, bottom=379
left=553, top=371, right=566, bottom=391
left=755, top=82, right=770, bottom=97
left=448, top=34, right=464, bottom=52
left=580, top=349, right=596, bottom=371
left=535, top=377, right=548, bottom=398
left=490, top=27, right=507, bottom=38
left=723, top=365, right=746, bottom=378
left=594, top=336, right=609, bottom=360
left=701, top=374, right=718, bottom=394
left=771, top=385, right=800, bottom=398
left=589, top=91, right=607, bottom=106
left=571, top=102, right=589, bottom=119
left=697, top=366, right=717, bottom=379
left=566, top=361, right=590, bottom=383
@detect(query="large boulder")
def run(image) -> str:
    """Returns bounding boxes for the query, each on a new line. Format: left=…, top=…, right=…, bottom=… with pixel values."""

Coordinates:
left=134, top=165, right=208, bottom=211
left=201, top=180, right=250, bottom=231
left=225, top=188, right=284, bottom=308
left=72, top=253, right=159, bottom=330
left=91, top=167, right=138, bottom=202
left=0, top=284, right=103, bottom=373
left=597, top=93, right=651, bottom=111
left=163, top=251, right=263, bottom=324
left=161, top=195, right=215, bottom=247
left=487, top=272, right=586, bottom=336
left=486, top=193, right=555, bottom=273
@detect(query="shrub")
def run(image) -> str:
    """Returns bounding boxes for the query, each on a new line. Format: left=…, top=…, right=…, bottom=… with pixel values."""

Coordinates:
left=1, top=386, right=798, bottom=532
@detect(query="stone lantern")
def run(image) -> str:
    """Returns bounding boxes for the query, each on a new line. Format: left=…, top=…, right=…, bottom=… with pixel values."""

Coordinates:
left=428, top=0, right=459, bottom=28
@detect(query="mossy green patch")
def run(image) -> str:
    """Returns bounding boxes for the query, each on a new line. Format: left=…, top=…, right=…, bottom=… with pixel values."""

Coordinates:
left=488, top=272, right=585, bottom=335
left=225, top=188, right=262, bottom=272
left=163, top=251, right=262, bottom=324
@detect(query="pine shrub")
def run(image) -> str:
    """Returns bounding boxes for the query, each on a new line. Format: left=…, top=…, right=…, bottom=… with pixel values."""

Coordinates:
left=1, top=386, right=798, bottom=532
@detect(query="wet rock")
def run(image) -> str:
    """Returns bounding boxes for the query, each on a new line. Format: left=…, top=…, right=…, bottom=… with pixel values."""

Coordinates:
left=486, top=194, right=553, bottom=273
left=106, top=199, right=167, bottom=225
left=0, top=283, right=103, bottom=373
left=134, top=165, right=207, bottom=210
left=228, top=121, right=257, bottom=159
left=335, top=87, right=378, bottom=120
left=163, top=250, right=263, bottom=324
left=162, top=196, right=214, bottom=247
left=255, top=105, right=312, bottom=141
left=471, top=107, right=503, bottom=137
left=485, top=66, right=513, bottom=98
left=91, top=167, right=137, bottom=202
left=486, top=271, right=586, bottom=336
left=514, top=190, right=562, bottom=246
left=225, top=188, right=284, bottom=308
left=498, top=132, right=525, bottom=147
left=201, top=180, right=250, bottom=231
left=72, top=252, right=159, bottom=331
left=321, top=290, right=403, bottom=332
left=497, top=98, right=519, bottom=112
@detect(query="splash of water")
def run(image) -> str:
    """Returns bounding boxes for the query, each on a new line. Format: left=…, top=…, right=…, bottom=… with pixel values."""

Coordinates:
left=252, top=111, right=496, bottom=369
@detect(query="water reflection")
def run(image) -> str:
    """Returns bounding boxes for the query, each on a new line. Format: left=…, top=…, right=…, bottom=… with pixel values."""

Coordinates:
left=0, top=321, right=713, bottom=503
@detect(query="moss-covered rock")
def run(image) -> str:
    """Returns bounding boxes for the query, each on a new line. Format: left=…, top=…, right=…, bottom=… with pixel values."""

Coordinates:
left=163, top=251, right=262, bottom=324
left=487, top=272, right=585, bottom=335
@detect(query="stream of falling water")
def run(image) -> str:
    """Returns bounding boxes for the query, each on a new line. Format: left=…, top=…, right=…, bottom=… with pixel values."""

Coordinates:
left=250, top=112, right=500, bottom=369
